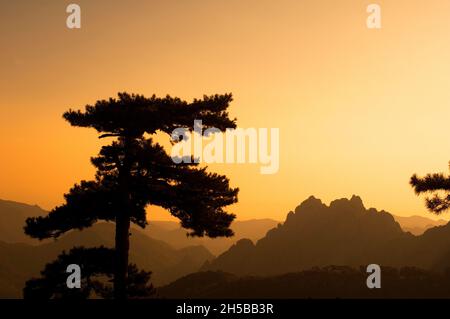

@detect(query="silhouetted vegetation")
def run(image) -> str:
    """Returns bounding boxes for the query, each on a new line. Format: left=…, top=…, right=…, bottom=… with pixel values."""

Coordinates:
left=159, top=267, right=450, bottom=298
left=411, top=163, right=450, bottom=214
left=24, top=247, right=155, bottom=299
left=23, top=93, right=239, bottom=299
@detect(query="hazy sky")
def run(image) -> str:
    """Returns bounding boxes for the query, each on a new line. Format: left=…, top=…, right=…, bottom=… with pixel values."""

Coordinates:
left=1, top=0, right=450, bottom=221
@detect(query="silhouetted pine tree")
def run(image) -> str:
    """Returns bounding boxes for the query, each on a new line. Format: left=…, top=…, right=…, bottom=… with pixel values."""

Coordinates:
left=24, top=93, right=239, bottom=299
left=410, top=162, right=450, bottom=214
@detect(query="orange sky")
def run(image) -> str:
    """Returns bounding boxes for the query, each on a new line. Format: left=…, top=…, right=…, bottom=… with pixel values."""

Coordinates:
left=1, top=0, right=450, bottom=222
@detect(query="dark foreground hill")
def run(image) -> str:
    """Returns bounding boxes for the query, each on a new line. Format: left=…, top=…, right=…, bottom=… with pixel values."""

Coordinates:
left=158, top=267, right=450, bottom=298
left=203, top=196, right=450, bottom=276
left=0, top=223, right=213, bottom=298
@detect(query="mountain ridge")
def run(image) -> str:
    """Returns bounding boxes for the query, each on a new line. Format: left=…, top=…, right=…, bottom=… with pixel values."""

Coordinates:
left=202, top=195, right=450, bottom=276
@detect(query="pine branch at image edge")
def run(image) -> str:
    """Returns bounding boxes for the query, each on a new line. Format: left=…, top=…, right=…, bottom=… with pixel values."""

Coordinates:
left=410, top=162, right=450, bottom=214
left=23, top=92, right=239, bottom=299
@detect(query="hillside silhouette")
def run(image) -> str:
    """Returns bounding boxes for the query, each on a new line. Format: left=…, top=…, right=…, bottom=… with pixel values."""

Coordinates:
left=0, top=199, right=278, bottom=255
left=392, top=214, right=447, bottom=235
left=1, top=198, right=441, bottom=252
left=0, top=199, right=46, bottom=245
left=203, top=195, right=450, bottom=276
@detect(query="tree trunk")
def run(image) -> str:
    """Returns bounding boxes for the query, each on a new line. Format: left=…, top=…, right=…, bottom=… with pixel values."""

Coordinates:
left=114, top=212, right=130, bottom=299
left=114, top=136, right=133, bottom=299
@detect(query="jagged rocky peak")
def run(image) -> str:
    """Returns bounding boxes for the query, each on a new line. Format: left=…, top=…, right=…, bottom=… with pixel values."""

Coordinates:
left=329, top=195, right=365, bottom=212
left=284, top=195, right=326, bottom=225
left=291, top=195, right=367, bottom=217
left=294, top=195, right=325, bottom=212
left=283, top=195, right=379, bottom=227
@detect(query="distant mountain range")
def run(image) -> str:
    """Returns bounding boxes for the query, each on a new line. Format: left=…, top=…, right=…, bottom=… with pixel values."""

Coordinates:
left=144, top=215, right=445, bottom=253
left=0, top=199, right=279, bottom=256
left=202, top=196, right=450, bottom=276
left=391, top=214, right=447, bottom=235
left=142, top=219, right=279, bottom=255
left=0, top=198, right=444, bottom=254
left=2, top=197, right=450, bottom=298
